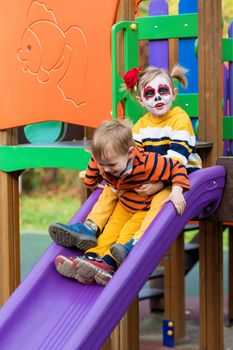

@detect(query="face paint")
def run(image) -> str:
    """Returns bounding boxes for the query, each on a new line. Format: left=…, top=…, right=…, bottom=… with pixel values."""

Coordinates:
left=141, top=75, right=174, bottom=117
left=143, top=86, right=155, bottom=100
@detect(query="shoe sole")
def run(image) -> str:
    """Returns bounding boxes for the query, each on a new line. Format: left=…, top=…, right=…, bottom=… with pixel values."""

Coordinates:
left=75, top=274, right=95, bottom=285
left=110, top=245, right=126, bottom=265
left=49, top=224, right=97, bottom=251
left=73, top=258, right=112, bottom=286
left=56, top=259, right=77, bottom=278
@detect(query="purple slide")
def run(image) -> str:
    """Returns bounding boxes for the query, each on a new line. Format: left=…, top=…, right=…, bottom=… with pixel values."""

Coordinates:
left=0, top=166, right=225, bottom=349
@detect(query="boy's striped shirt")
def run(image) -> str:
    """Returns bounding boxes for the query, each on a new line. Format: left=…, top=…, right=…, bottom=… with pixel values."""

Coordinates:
left=84, top=147, right=190, bottom=213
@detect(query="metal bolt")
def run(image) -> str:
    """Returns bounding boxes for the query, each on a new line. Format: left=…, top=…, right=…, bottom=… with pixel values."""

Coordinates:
left=130, top=23, right=137, bottom=31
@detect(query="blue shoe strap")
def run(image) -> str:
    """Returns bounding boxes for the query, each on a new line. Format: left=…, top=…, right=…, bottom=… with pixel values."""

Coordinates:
left=64, top=223, right=96, bottom=236
left=123, top=239, right=134, bottom=254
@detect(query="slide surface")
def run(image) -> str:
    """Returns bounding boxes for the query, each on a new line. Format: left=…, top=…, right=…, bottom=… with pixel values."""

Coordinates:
left=0, top=166, right=225, bottom=350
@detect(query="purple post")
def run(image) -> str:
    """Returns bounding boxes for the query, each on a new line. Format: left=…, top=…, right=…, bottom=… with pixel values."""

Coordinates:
left=223, top=64, right=230, bottom=155
left=148, top=0, right=169, bottom=69
left=229, top=21, right=233, bottom=154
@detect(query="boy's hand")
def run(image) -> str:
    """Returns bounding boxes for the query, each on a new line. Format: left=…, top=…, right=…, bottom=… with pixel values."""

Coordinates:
left=135, top=181, right=164, bottom=196
left=163, top=186, right=186, bottom=215
left=88, top=183, right=104, bottom=191
left=97, top=183, right=105, bottom=189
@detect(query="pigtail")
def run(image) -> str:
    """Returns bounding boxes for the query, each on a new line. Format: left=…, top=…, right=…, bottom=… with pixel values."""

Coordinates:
left=170, top=64, right=188, bottom=89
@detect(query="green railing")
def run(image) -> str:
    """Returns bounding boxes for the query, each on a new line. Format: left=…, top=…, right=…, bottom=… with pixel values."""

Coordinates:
left=112, top=13, right=233, bottom=139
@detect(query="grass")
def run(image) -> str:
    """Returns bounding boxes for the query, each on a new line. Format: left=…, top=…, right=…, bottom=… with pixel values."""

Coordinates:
left=20, top=192, right=229, bottom=249
left=20, top=193, right=80, bottom=233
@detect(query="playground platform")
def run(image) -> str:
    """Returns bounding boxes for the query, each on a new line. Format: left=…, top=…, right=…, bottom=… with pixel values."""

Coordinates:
left=139, top=296, right=233, bottom=349
left=21, top=231, right=233, bottom=349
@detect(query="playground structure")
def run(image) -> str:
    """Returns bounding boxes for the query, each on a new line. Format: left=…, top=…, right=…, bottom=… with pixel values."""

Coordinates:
left=0, top=0, right=232, bottom=349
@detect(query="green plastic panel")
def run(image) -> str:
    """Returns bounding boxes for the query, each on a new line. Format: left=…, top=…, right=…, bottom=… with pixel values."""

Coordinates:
left=136, top=14, right=198, bottom=40
left=0, top=143, right=91, bottom=172
left=173, top=94, right=198, bottom=117
left=222, top=38, right=233, bottom=62
left=112, top=21, right=143, bottom=123
left=223, top=117, right=233, bottom=140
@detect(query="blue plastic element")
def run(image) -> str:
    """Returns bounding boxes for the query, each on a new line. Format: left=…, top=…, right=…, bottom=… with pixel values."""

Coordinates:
left=178, top=0, right=198, bottom=136
left=162, top=319, right=175, bottom=347
left=178, top=0, right=198, bottom=93
left=179, top=0, right=197, bottom=13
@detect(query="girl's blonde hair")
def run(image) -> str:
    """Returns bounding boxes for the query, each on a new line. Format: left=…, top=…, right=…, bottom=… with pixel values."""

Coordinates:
left=91, top=119, right=135, bottom=161
left=127, top=64, right=188, bottom=96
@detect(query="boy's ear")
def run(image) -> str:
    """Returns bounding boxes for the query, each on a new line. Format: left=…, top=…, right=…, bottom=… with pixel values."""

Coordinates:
left=136, top=95, right=145, bottom=107
left=128, top=147, right=134, bottom=158
left=173, top=87, right=178, bottom=100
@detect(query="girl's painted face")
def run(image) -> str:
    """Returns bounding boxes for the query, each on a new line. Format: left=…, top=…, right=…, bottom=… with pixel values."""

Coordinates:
left=141, top=75, right=174, bottom=117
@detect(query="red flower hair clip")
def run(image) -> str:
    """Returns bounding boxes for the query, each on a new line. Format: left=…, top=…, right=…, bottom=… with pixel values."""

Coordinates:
left=123, top=67, right=141, bottom=89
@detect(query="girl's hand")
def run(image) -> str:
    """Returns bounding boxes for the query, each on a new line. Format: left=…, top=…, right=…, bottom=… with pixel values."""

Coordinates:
left=135, top=181, right=164, bottom=196
left=115, top=189, right=126, bottom=196
left=163, top=186, right=186, bottom=215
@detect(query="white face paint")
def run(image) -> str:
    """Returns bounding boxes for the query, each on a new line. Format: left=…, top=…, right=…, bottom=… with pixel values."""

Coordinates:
left=141, top=75, right=174, bottom=117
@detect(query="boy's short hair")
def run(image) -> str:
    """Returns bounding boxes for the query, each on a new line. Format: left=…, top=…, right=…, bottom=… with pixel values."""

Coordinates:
left=91, top=119, right=135, bottom=161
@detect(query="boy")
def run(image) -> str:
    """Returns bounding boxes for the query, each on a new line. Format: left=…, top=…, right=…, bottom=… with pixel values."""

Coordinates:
left=55, top=119, right=190, bottom=285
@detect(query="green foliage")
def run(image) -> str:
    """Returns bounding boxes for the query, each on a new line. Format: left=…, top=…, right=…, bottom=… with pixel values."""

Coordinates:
left=185, top=227, right=229, bottom=249
left=222, top=0, right=233, bottom=36
left=21, top=168, right=80, bottom=195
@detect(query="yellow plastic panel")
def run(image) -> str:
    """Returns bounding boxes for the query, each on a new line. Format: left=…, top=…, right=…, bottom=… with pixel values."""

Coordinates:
left=0, top=0, right=119, bottom=129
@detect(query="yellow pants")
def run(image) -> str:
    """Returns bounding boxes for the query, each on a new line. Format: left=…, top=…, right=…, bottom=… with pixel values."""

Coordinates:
left=86, top=201, right=147, bottom=257
left=87, top=185, right=118, bottom=231
left=133, top=186, right=172, bottom=241
left=86, top=185, right=172, bottom=256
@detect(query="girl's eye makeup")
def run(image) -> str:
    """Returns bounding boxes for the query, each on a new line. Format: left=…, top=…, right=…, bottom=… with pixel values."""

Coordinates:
left=143, top=86, right=155, bottom=99
left=158, top=84, right=170, bottom=95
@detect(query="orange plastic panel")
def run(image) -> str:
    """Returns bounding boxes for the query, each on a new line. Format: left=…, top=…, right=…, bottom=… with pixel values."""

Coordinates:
left=0, top=0, right=119, bottom=129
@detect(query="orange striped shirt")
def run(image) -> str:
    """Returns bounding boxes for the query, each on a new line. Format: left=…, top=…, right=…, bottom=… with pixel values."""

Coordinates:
left=84, top=147, right=190, bottom=213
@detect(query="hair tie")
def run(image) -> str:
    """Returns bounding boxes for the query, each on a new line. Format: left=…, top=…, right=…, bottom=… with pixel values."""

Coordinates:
left=123, top=67, right=141, bottom=89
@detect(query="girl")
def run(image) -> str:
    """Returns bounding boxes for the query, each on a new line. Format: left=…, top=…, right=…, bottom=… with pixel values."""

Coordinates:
left=50, top=65, right=202, bottom=283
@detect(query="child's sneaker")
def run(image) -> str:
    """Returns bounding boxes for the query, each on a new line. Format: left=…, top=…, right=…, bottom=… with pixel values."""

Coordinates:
left=55, top=255, right=94, bottom=284
left=73, top=256, right=114, bottom=286
left=49, top=222, right=97, bottom=251
left=110, top=239, right=135, bottom=265
left=55, top=255, right=77, bottom=278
